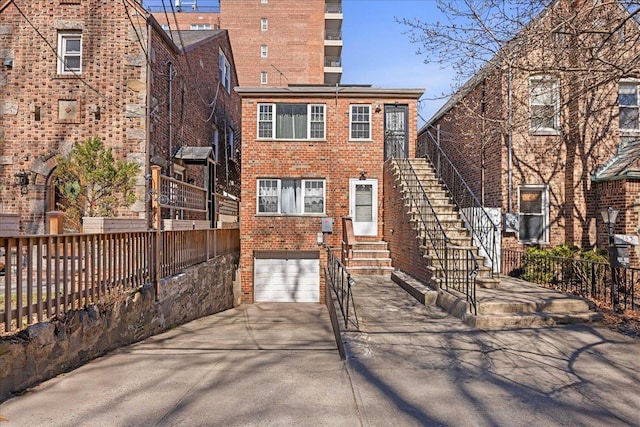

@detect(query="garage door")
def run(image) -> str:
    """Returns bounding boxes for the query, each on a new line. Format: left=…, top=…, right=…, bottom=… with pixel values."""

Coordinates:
left=254, top=251, right=320, bottom=303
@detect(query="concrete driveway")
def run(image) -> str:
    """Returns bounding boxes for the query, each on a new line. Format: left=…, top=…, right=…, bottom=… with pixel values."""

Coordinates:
left=0, top=303, right=360, bottom=427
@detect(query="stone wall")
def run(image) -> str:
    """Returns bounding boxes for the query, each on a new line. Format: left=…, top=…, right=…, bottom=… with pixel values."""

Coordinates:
left=0, top=253, right=238, bottom=402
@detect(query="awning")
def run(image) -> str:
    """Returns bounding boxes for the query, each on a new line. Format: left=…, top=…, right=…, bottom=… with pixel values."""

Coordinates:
left=173, top=146, right=214, bottom=164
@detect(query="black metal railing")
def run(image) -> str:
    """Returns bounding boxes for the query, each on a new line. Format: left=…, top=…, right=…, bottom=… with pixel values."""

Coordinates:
left=326, top=248, right=358, bottom=329
left=417, top=128, right=499, bottom=276
left=502, top=248, right=639, bottom=312
left=391, top=159, right=477, bottom=314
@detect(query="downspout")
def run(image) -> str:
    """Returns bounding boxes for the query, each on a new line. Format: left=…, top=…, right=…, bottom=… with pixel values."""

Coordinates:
left=146, top=17, right=153, bottom=228
left=507, top=64, right=514, bottom=213
left=168, top=61, right=174, bottom=179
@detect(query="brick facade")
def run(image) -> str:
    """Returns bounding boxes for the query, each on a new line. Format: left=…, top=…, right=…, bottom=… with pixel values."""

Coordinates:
left=0, top=0, right=240, bottom=232
left=237, top=87, right=421, bottom=303
left=419, top=0, right=640, bottom=256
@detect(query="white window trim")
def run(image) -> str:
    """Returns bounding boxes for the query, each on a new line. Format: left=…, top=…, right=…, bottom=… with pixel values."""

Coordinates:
left=261, top=18, right=268, bottom=32
left=219, top=48, right=231, bottom=93
left=261, top=45, right=268, bottom=58
left=619, top=78, right=640, bottom=134
left=256, top=103, right=326, bottom=141
left=260, top=71, right=268, bottom=85
left=57, top=32, right=82, bottom=75
left=256, top=178, right=326, bottom=215
left=517, top=184, right=549, bottom=244
left=529, top=76, right=560, bottom=135
left=349, top=104, right=372, bottom=140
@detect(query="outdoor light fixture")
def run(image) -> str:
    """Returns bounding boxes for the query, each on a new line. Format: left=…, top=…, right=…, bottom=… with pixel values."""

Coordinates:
left=359, top=171, right=367, bottom=180
left=601, top=206, right=620, bottom=312
left=13, top=169, right=30, bottom=195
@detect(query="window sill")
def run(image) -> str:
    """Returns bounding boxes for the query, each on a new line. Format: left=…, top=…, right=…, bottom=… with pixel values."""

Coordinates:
left=348, top=138, right=373, bottom=142
left=255, top=213, right=326, bottom=217
left=255, top=138, right=327, bottom=143
left=529, top=129, right=561, bottom=136
left=54, top=74, right=82, bottom=79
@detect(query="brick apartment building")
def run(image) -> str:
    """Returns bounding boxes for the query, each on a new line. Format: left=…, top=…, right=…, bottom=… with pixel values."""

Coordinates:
left=236, top=86, right=422, bottom=303
left=151, top=0, right=342, bottom=87
left=418, top=0, right=640, bottom=255
left=0, top=0, right=240, bottom=233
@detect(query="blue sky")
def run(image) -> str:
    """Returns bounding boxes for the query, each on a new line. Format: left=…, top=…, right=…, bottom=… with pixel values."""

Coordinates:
left=143, top=0, right=449, bottom=122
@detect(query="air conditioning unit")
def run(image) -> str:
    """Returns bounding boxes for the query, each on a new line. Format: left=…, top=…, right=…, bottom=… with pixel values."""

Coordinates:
left=504, top=213, right=519, bottom=234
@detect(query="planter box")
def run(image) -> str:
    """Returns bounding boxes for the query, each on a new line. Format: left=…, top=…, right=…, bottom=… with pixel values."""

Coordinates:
left=163, top=219, right=211, bottom=231
left=0, top=214, right=20, bottom=236
left=82, top=217, right=147, bottom=233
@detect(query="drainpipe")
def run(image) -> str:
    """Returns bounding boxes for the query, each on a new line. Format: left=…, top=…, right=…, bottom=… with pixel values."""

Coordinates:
left=168, top=61, right=174, bottom=179
left=507, top=65, right=514, bottom=213
left=146, top=18, right=153, bottom=228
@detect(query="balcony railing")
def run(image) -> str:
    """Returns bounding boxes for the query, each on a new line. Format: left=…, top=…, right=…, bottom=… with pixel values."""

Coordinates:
left=0, top=228, right=239, bottom=333
left=324, top=56, right=342, bottom=67
left=325, top=30, right=342, bottom=41
left=325, top=3, right=342, bottom=14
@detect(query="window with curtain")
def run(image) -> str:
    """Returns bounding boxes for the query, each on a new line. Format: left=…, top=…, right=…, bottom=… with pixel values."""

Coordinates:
left=529, top=76, right=559, bottom=133
left=619, top=81, right=639, bottom=130
left=257, top=104, right=325, bottom=140
left=350, top=105, right=371, bottom=139
left=257, top=179, right=325, bottom=215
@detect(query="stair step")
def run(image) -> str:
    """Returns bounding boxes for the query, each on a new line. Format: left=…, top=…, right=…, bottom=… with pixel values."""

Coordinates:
left=348, top=266, right=394, bottom=275
left=348, top=257, right=392, bottom=268
left=352, top=250, right=391, bottom=259
left=466, top=311, right=603, bottom=329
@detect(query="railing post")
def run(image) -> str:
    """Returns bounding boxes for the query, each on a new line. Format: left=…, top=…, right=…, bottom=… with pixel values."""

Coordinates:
left=152, top=165, right=162, bottom=298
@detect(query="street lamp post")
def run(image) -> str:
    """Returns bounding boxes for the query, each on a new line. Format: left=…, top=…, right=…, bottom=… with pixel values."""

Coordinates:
left=600, top=206, right=620, bottom=313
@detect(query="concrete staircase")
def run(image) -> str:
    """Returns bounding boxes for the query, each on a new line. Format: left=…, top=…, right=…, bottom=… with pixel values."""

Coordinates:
left=344, top=240, right=394, bottom=275
left=390, top=158, right=602, bottom=329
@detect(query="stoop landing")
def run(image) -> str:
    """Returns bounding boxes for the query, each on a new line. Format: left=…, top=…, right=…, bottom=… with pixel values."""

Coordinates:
left=391, top=271, right=603, bottom=329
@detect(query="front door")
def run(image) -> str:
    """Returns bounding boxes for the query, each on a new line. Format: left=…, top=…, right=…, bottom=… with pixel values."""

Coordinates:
left=384, top=104, right=408, bottom=160
left=350, top=179, right=378, bottom=236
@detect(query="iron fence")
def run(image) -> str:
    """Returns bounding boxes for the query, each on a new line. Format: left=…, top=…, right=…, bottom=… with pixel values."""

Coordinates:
left=0, top=228, right=240, bottom=333
left=502, top=248, right=639, bottom=312
left=326, top=248, right=358, bottom=329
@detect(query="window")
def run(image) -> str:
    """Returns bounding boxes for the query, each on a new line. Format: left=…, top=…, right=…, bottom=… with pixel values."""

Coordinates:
left=261, top=45, right=268, bottom=58
left=161, top=24, right=170, bottom=30
left=228, top=128, right=235, bottom=160
left=529, top=76, right=559, bottom=133
left=619, top=81, right=639, bottom=130
left=518, top=185, right=549, bottom=244
left=257, top=179, right=325, bottom=215
left=350, top=105, right=371, bottom=139
left=218, top=49, right=231, bottom=92
left=57, top=32, right=82, bottom=75
left=212, top=127, right=220, bottom=162
left=261, top=18, right=268, bottom=31
left=260, top=71, right=268, bottom=85
left=257, top=103, right=325, bottom=140
left=261, top=0, right=268, bottom=3
left=190, top=24, right=211, bottom=30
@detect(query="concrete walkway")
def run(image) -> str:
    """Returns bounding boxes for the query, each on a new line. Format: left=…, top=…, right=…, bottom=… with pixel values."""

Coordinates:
left=1, top=276, right=640, bottom=426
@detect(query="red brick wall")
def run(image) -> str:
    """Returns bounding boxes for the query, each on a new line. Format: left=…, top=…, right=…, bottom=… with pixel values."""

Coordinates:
left=0, top=1, right=241, bottom=232
left=239, top=92, right=419, bottom=303
left=220, top=0, right=325, bottom=86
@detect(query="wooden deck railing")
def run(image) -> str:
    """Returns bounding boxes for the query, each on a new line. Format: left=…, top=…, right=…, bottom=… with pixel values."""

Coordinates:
left=0, top=228, right=239, bottom=333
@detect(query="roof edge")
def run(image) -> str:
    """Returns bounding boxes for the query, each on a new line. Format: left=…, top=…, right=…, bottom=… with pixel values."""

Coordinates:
left=235, top=86, right=424, bottom=99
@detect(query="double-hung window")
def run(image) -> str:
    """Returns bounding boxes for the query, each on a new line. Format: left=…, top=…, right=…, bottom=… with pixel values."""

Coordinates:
left=529, top=76, right=559, bottom=133
left=261, top=45, right=268, bottom=58
left=218, top=49, right=231, bottom=92
left=57, top=32, right=82, bottom=75
left=261, top=18, right=268, bottom=31
left=619, top=81, right=640, bottom=130
left=350, top=105, right=371, bottom=139
left=518, top=185, right=549, bottom=244
left=257, top=103, right=325, bottom=140
left=257, top=179, right=325, bottom=215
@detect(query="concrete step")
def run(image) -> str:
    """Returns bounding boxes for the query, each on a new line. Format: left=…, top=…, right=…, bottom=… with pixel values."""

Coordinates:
left=352, top=249, right=391, bottom=259
left=348, top=257, right=393, bottom=268
left=348, top=266, right=394, bottom=275
left=467, top=311, right=603, bottom=329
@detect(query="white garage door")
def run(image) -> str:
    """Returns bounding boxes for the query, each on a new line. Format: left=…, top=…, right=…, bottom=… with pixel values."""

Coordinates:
left=254, top=251, right=320, bottom=303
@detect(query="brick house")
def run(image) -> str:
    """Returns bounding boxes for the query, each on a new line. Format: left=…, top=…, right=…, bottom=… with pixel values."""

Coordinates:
left=418, top=0, right=640, bottom=258
left=151, top=0, right=342, bottom=87
left=236, top=86, right=422, bottom=303
left=0, top=0, right=240, bottom=233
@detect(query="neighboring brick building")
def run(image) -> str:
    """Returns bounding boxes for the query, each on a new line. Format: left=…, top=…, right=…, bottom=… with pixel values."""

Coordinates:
left=236, top=86, right=422, bottom=303
left=418, top=0, right=640, bottom=256
left=151, top=0, right=342, bottom=87
left=0, top=0, right=240, bottom=233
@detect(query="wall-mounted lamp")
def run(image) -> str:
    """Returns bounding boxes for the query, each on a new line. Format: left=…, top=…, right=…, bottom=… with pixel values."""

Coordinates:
left=359, top=171, right=367, bottom=181
left=375, top=104, right=381, bottom=113
left=14, top=169, right=30, bottom=195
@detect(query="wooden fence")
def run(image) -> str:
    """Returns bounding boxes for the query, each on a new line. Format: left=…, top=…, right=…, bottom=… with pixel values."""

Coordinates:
left=0, top=228, right=240, bottom=333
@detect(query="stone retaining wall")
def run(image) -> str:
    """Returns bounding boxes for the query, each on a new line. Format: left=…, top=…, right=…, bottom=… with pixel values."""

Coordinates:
left=0, top=253, right=238, bottom=402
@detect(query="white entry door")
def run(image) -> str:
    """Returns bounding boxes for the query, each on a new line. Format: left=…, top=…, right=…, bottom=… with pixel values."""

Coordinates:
left=350, top=179, right=378, bottom=236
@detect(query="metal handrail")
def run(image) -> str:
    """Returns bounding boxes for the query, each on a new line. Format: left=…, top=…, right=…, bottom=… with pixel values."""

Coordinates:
left=418, top=127, right=499, bottom=276
left=390, top=158, right=478, bottom=314
left=326, top=248, right=358, bottom=329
